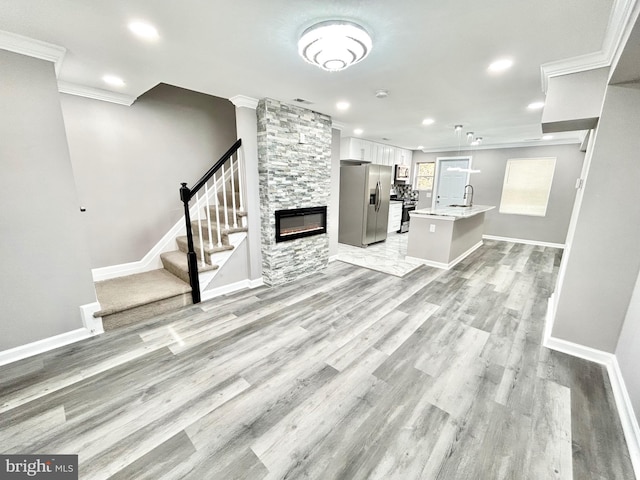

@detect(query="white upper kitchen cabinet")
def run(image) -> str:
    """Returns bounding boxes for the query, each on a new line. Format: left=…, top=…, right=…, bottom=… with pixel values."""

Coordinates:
left=395, top=148, right=413, bottom=166
left=340, top=137, right=362, bottom=161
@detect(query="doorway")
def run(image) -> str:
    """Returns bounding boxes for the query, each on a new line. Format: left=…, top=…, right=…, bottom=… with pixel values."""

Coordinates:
left=433, top=156, right=472, bottom=207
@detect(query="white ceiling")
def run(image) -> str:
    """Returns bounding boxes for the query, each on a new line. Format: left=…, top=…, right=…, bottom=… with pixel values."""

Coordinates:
left=0, top=0, right=619, bottom=151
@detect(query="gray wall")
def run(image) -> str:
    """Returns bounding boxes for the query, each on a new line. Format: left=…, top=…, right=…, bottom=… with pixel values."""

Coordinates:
left=329, top=128, right=341, bottom=258
left=412, top=143, right=584, bottom=245
left=0, top=51, right=96, bottom=350
left=60, top=84, right=237, bottom=268
left=552, top=84, right=640, bottom=352
left=616, top=269, right=640, bottom=421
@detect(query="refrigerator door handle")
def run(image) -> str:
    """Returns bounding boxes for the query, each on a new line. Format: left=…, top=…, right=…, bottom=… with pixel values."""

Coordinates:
left=375, top=181, right=381, bottom=212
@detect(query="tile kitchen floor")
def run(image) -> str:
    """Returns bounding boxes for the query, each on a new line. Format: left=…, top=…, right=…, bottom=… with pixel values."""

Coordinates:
left=336, top=232, right=422, bottom=277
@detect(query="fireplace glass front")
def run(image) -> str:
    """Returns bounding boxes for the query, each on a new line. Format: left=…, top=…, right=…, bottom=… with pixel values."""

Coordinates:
left=275, top=206, right=327, bottom=243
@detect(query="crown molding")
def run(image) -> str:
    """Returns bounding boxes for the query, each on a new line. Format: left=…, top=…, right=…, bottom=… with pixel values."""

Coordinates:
left=0, top=30, right=66, bottom=77
left=418, top=138, right=581, bottom=154
left=540, top=0, right=639, bottom=93
left=58, top=81, right=137, bottom=106
left=229, top=95, right=259, bottom=109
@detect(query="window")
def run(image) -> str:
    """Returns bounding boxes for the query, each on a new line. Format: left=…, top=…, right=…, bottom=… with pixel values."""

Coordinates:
left=499, top=157, right=556, bottom=216
left=415, top=162, right=435, bottom=190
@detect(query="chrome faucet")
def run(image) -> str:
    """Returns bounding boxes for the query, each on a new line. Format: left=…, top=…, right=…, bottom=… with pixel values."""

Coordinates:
left=463, top=184, right=474, bottom=206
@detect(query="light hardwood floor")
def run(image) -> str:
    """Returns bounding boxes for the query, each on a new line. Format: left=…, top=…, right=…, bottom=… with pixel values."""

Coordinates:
left=0, top=240, right=635, bottom=479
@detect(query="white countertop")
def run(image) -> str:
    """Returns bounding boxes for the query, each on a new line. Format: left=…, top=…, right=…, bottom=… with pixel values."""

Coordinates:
left=410, top=204, right=495, bottom=221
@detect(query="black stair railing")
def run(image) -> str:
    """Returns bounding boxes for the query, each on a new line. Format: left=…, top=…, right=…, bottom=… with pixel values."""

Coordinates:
left=180, top=138, right=242, bottom=303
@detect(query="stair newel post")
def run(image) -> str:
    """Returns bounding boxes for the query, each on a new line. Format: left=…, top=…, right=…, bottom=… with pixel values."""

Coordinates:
left=180, top=182, right=201, bottom=304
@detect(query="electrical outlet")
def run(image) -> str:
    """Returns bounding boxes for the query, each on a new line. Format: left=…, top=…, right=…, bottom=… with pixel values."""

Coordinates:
left=430, top=224, right=436, bottom=233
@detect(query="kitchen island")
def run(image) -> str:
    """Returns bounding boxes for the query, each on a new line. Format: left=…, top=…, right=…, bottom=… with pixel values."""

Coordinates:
left=406, top=205, right=495, bottom=269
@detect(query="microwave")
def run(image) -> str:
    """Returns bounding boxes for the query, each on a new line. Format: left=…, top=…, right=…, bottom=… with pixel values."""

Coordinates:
left=395, top=165, right=410, bottom=182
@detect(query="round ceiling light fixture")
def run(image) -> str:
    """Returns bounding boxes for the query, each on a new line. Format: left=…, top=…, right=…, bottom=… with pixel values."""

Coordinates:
left=298, top=20, right=372, bottom=72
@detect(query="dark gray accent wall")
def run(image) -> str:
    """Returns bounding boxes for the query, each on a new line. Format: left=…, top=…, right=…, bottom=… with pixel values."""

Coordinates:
left=60, top=84, right=237, bottom=268
left=552, top=84, right=640, bottom=352
left=412, top=143, right=585, bottom=244
left=0, top=50, right=96, bottom=350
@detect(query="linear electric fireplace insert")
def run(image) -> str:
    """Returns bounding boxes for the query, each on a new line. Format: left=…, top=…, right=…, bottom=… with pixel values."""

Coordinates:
left=275, top=206, right=327, bottom=243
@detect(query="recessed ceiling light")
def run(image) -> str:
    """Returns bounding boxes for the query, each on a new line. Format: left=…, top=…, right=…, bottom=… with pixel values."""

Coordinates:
left=488, top=58, right=513, bottom=73
left=336, top=101, right=350, bottom=110
left=528, top=101, right=545, bottom=110
left=417, top=145, right=424, bottom=149
left=128, top=21, right=159, bottom=40
left=422, top=118, right=435, bottom=126
left=542, top=134, right=554, bottom=140
left=102, top=75, right=125, bottom=87
left=354, top=128, right=364, bottom=135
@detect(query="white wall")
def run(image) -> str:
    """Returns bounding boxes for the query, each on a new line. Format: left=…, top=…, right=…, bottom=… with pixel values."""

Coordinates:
left=412, top=143, right=584, bottom=245
left=0, top=50, right=96, bottom=350
left=60, top=84, right=237, bottom=269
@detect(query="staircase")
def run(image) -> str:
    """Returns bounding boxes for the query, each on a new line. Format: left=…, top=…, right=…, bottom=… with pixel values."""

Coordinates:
left=94, top=140, right=247, bottom=330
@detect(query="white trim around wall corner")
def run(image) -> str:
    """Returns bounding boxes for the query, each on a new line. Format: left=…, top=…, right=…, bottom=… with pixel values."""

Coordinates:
left=80, top=301, right=104, bottom=335
left=328, top=254, right=339, bottom=262
left=0, top=29, right=66, bottom=77
left=482, top=235, right=565, bottom=249
left=58, top=81, right=137, bottom=106
left=543, top=335, right=640, bottom=479
left=229, top=95, right=259, bottom=109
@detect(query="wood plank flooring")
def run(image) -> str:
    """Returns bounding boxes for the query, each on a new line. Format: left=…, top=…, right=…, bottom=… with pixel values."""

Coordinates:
left=0, top=240, right=635, bottom=479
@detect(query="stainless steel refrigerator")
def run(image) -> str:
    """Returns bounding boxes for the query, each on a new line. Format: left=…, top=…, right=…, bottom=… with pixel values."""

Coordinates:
left=339, top=164, right=392, bottom=247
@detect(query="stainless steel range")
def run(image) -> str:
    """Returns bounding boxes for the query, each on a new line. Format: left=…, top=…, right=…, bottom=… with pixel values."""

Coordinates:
left=399, top=200, right=417, bottom=233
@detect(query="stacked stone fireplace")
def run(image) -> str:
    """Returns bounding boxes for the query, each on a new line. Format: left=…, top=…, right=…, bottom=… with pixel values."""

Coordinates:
left=257, top=98, right=331, bottom=286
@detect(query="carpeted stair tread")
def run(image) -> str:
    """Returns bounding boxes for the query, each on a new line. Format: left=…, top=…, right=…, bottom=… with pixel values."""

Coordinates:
left=176, top=236, right=234, bottom=256
left=94, top=269, right=191, bottom=317
left=161, top=250, right=218, bottom=284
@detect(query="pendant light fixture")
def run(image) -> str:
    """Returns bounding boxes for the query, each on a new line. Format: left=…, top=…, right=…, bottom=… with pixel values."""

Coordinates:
left=298, top=20, right=372, bottom=72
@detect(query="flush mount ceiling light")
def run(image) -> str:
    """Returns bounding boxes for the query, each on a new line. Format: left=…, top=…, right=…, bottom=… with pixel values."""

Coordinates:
left=336, top=101, right=350, bottom=110
left=422, top=118, right=435, bottom=126
left=298, top=20, right=372, bottom=72
left=353, top=128, right=364, bottom=135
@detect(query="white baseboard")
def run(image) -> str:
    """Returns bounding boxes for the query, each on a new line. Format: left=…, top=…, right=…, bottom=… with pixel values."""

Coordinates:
left=405, top=241, right=483, bottom=270
left=543, top=335, right=640, bottom=478
left=200, top=277, right=264, bottom=302
left=0, top=328, right=93, bottom=367
left=329, top=254, right=339, bottom=263
left=482, top=234, right=565, bottom=249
